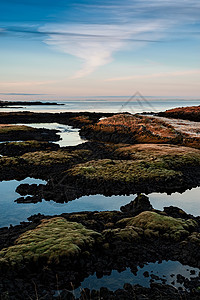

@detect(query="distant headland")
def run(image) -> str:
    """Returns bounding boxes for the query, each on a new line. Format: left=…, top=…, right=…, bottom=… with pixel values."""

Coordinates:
left=0, top=100, right=63, bottom=107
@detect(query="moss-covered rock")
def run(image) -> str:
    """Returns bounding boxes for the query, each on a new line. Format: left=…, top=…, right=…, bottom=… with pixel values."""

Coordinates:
left=0, top=140, right=59, bottom=156
left=0, top=125, right=59, bottom=142
left=0, top=217, right=101, bottom=269
left=158, top=105, right=200, bottom=122
left=103, top=226, right=141, bottom=243
left=21, top=149, right=92, bottom=166
left=80, top=113, right=180, bottom=144
left=0, top=148, right=92, bottom=180
left=64, top=144, right=200, bottom=194
left=67, top=159, right=182, bottom=183
left=118, top=211, right=198, bottom=241
left=114, top=143, right=200, bottom=160
left=0, top=125, right=34, bottom=134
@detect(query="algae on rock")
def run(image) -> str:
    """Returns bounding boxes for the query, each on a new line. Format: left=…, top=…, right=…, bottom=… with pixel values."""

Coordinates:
left=118, top=211, right=197, bottom=241
left=0, top=217, right=101, bottom=268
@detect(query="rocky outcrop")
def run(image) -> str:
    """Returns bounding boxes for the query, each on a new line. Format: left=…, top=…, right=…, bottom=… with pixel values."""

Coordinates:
left=157, top=105, right=200, bottom=122
left=120, top=194, right=153, bottom=215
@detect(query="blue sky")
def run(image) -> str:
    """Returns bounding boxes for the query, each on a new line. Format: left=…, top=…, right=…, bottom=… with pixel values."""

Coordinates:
left=0, top=0, right=200, bottom=98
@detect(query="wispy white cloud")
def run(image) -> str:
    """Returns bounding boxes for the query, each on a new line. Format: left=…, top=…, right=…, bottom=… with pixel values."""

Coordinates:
left=106, top=69, right=200, bottom=81
left=0, top=80, right=58, bottom=86
left=41, top=22, right=166, bottom=78
left=40, top=0, right=200, bottom=78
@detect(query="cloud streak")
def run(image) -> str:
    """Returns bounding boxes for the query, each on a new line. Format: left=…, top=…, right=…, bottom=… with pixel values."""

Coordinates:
left=106, top=69, right=200, bottom=82
left=0, top=93, right=47, bottom=95
left=41, top=21, right=166, bottom=78
left=2, top=0, right=199, bottom=79
left=39, top=0, right=200, bottom=78
left=0, top=80, right=58, bottom=87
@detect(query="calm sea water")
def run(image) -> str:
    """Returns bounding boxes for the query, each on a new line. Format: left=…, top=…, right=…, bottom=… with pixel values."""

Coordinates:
left=1, top=97, right=199, bottom=113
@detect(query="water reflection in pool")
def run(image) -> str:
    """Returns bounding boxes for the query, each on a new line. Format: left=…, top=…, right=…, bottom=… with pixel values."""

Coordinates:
left=18, top=123, right=86, bottom=147
left=0, top=178, right=200, bottom=228
left=74, top=260, right=200, bottom=297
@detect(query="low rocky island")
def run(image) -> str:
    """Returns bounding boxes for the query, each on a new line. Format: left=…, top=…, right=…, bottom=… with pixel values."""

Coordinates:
left=0, top=106, right=200, bottom=299
left=0, top=100, right=63, bottom=107
left=157, top=105, right=200, bottom=122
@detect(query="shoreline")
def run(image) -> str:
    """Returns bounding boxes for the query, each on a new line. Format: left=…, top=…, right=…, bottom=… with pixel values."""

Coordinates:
left=0, top=105, right=200, bottom=299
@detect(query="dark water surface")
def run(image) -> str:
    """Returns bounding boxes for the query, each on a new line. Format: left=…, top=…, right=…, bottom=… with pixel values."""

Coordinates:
left=73, top=260, right=200, bottom=296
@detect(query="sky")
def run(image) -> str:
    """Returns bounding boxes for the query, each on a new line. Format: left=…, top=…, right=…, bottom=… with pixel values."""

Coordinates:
left=0, top=0, right=200, bottom=99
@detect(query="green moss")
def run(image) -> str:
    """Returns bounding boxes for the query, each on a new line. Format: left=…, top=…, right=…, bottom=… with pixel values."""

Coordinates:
left=0, top=156, right=20, bottom=167
left=21, top=150, right=72, bottom=166
left=0, top=218, right=100, bottom=268
left=188, top=232, right=200, bottom=244
left=0, top=125, right=35, bottom=134
left=68, top=159, right=181, bottom=183
left=67, top=144, right=200, bottom=185
left=21, top=149, right=91, bottom=166
left=4, top=140, right=48, bottom=147
left=103, top=226, right=140, bottom=242
left=118, top=211, right=197, bottom=241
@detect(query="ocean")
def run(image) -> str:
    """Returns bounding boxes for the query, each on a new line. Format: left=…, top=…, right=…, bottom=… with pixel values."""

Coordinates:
left=0, top=96, right=199, bottom=114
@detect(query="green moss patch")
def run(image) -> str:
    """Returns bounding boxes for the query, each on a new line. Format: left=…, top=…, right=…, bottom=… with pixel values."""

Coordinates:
left=0, top=125, right=35, bottom=134
left=103, top=226, right=141, bottom=243
left=67, top=144, right=200, bottom=185
left=118, top=211, right=197, bottom=241
left=0, top=140, right=59, bottom=156
left=21, top=149, right=91, bottom=166
left=0, top=217, right=100, bottom=268
left=68, top=159, right=181, bottom=183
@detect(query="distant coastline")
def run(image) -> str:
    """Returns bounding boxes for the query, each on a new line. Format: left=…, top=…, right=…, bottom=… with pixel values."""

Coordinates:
left=0, top=101, right=63, bottom=107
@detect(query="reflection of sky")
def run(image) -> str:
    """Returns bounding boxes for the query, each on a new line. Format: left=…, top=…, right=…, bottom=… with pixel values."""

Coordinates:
left=74, top=260, right=200, bottom=297
left=18, top=122, right=84, bottom=146
left=0, top=177, right=200, bottom=227
left=0, top=180, right=133, bottom=227
left=150, top=188, right=200, bottom=216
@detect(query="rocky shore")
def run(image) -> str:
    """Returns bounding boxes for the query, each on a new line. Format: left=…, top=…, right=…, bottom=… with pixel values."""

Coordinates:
left=0, top=111, right=114, bottom=128
left=0, top=107, right=200, bottom=299
left=1, top=195, right=200, bottom=299
left=157, top=105, right=200, bottom=122
left=0, top=124, right=60, bottom=142
left=11, top=142, right=200, bottom=202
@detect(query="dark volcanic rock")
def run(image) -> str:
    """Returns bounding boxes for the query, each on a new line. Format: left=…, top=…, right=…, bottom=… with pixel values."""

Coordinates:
left=0, top=101, right=62, bottom=107
left=120, top=194, right=153, bottom=215
left=163, top=206, right=193, bottom=220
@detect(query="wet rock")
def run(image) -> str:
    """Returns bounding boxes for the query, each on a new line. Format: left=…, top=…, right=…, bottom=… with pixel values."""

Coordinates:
left=176, top=274, right=185, bottom=284
left=58, top=290, right=75, bottom=300
left=150, top=274, right=160, bottom=281
left=15, top=195, right=42, bottom=204
left=16, top=184, right=41, bottom=196
left=163, top=206, right=192, bottom=219
left=120, top=194, right=153, bottom=215
left=143, top=271, right=149, bottom=277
